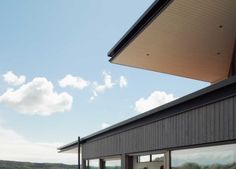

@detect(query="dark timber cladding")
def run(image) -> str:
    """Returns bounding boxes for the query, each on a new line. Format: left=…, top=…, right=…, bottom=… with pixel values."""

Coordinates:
left=78, top=137, right=80, bottom=169
left=78, top=76, right=236, bottom=159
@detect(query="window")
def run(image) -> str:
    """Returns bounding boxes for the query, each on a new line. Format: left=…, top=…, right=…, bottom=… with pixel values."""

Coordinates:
left=105, top=159, right=121, bottom=169
left=137, top=154, right=165, bottom=163
left=86, top=160, right=89, bottom=169
left=151, top=154, right=164, bottom=162
left=138, top=155, right=151, bottom=163
left=86, top=159, right=99, bottom=169
left=171, top=143, right=236, bottom=169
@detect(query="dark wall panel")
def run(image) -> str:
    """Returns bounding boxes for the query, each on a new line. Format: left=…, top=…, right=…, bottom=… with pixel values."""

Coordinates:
left=82, top=95, right=236, bottom=159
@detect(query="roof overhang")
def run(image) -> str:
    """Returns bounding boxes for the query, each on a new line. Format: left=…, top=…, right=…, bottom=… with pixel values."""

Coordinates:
left=108, top=0, right=236, bottom=83
left=57, top=141, right=78, bottom=153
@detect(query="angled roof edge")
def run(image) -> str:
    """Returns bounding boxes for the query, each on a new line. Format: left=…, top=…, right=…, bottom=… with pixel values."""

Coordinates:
left=108, top=0, right=173, bottom=60
left=58, top=75, right=236, bottom=152
left=58, top=141, right=77, bottom=151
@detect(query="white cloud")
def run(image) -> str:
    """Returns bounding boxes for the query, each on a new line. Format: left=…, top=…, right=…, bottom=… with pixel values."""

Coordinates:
left=59, top=74, right=90, bottom=90
left=94, top=71, right=115, bottom=93
left=0, top=125, right=76, bottom=164
left=101, top=122, right=110, bottom=129
left=134, top=91, right=176, bottom=113
left=3, top=71, right=26, bottom=86
left=0, top=77, right=73, bottom=116
left=119, top=76, right=128, bottom=88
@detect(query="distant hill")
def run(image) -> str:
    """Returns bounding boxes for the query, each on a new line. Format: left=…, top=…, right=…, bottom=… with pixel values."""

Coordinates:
left=0, top=160, right=77, bottom=169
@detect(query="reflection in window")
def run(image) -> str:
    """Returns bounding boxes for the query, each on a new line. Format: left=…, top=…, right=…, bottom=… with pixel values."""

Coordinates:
left=138, top=155, right=151, bottom=162
left=87, top=159, right=99, bottom=169
left=86, top=160, right=89, bottom=169
left=171, top=143, right=236, bottom=169
left=152, top=154, right=164, bottom=162
left=105, top=159, right=121, bottom=169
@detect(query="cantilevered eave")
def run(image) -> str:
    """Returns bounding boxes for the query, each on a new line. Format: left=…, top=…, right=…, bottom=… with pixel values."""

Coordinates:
left=108, top=0, right=236, bottom=83
left=108, top=0, right=172, bottom=60
left=58, top=141, right=78, bottom=153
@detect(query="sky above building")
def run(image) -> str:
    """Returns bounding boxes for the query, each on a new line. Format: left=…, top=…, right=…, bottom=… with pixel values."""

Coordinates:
left=0, top=0, right=209, bottom=164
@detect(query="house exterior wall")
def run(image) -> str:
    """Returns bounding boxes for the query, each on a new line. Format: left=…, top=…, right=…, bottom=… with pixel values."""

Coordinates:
left=82, top=80, right=236, bottom=159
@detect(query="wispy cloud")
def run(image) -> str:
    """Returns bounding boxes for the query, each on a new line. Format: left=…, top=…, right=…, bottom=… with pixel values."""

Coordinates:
left=94, top=71, right=115, bottom=93
left=89, top=91, right=98, bottom=101
left=59, top=74, right=90, bottom=90
left=0, top=77, right=73, bottom=116
left=90, top=71, right=128, bottom=101
left=90, top=71, right=115, bottom=101
left=134, top=91, right=176, bottom=113
left=0, top=125, right=76, bottom=164
left=3, top=71, right=26, bottom=86
left=119, top=76, right=128, bottom=88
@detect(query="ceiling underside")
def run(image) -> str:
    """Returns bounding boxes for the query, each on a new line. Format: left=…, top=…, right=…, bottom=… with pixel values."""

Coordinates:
left=111, top=0, right=236, bottom=83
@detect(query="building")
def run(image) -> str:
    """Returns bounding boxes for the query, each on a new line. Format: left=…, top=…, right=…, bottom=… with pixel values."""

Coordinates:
left=58, top=1, right=236, bottom=169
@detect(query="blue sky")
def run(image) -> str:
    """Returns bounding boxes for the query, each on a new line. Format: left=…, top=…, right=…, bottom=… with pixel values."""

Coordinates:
left=0, top=0, right=208, bottom=164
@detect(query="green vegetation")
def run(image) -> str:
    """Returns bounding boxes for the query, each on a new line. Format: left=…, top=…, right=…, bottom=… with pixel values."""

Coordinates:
left=0, top=160, right=77, bottom=169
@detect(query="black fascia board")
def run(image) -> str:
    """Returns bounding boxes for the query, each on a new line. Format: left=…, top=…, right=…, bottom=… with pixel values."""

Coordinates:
left=108, top=0, right=172, bottom=61
left=58, top=141, right=78, bottom=151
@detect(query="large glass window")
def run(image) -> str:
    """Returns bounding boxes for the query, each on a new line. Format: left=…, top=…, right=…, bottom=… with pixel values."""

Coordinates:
left=171, top=143, right=236, bottom=169
left=105, top=159, right=121, bottom=169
